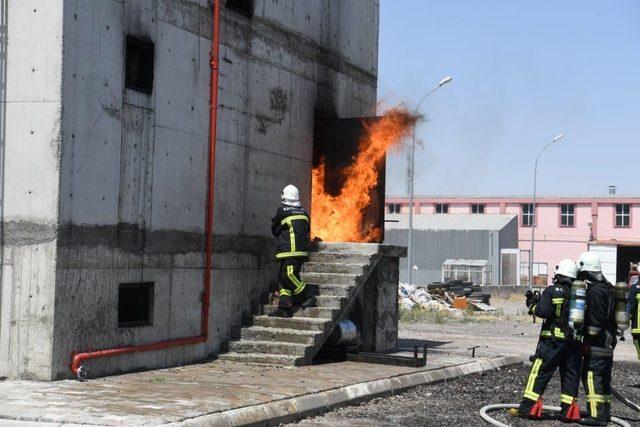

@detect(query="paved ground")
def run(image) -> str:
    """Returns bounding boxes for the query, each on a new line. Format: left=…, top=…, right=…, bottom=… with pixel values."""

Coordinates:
left=292, top=362, right=640, bottom=427
left=399, top=295, right=638, bottom=362
left=0, top=296, right=634, bottom=426
left=0, top=349, right=513, bottom=425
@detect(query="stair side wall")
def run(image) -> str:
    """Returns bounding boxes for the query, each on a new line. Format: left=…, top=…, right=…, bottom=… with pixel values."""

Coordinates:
left=348, top=253, right=400, bottom=353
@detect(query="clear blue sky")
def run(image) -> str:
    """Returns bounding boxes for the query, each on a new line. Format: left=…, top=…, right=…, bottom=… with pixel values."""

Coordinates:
left=380, top=0, right=640, bottom=197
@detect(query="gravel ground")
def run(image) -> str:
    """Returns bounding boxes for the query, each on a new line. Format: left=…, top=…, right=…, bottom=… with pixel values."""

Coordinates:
left=291, top=362, right=640, bottom=426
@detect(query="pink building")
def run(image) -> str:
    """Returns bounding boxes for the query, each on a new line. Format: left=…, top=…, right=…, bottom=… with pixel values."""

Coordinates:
left=385, top=196, right=640, bottom=285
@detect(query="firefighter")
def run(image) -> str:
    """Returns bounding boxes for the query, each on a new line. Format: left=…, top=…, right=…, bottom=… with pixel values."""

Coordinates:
left=630, top=268, right=640, bottom=360
left=269, top=184, right=316, bottom=318
left=578, top=251, right=617, bottom=426
left=510, top=259, right=582, bottom=422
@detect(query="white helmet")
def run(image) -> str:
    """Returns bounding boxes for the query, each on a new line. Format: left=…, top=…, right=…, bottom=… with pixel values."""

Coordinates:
left=281, top=184, right=301, bottom=207
left=577, top=251, right=601, bottom=273
left=555, top=259, right=578, bottom=279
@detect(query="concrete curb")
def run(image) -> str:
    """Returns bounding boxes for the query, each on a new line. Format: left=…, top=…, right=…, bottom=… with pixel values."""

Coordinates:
left=173, top=355, right=523, bottom=427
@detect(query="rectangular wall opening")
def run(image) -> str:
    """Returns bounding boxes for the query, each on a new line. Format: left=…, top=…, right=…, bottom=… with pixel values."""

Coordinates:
left=616, top=245, right=640, bottom=282
left=125, top=36, right=154, bottom=94
left=226, top=0, right=254, bottom=17
left=312, top=112, right=386, bottom=243
left=118, top=282, right=154, bottom=327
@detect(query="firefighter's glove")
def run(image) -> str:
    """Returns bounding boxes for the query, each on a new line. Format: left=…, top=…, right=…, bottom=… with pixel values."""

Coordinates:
left=525, top=291, right=539, bottom=308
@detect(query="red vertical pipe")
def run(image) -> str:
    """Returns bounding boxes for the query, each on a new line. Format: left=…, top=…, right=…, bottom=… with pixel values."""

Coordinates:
left=202, top=0, right=220, bottom=338
left=70, top=0, right=221, bottom=378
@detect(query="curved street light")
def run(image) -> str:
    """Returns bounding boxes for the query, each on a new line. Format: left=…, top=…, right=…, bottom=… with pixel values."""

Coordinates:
left=406, top=76, right=453, bottom=289
left=528, top=134, right=565, bottom=290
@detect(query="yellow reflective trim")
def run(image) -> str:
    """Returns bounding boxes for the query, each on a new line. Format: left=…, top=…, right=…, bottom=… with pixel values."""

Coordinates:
left=287, top=265, right=305, bottom=295
left=634, top=339, right=640, bottom=359
left=632, top=328, right=640, bottom=334
left=554, top=327, right=566, bottom=339
left=587, top=371, right=598, bottom=418
left=552, top=298, right=565, bottom=304
left=540, top=330, right=553, bottom=337
left=524, top=358, right=542, bottom=401
left=560, top=394, right=575, bottom=404
left=276, top=251, right=309, bottom=259
left=279, top=288, right=292, bottom=297
left=280, top=215, right=309, bottom=225
left=288, top=222, right=296, bottom=252
left=586, top=395, right=605, bottom=403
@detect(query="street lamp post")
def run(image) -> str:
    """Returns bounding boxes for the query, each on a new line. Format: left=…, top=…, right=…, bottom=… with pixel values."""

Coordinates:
left=528, top=134, right=564, bottom=290
left=406, top=76, right=453, bottom=288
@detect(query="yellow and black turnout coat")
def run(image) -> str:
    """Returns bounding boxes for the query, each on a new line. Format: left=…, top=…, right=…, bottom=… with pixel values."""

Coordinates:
left=271, top=205, right=310, bottom=260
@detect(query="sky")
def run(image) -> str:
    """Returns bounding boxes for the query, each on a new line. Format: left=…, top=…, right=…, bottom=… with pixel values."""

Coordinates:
left=379, top=0, right=640, bottom=197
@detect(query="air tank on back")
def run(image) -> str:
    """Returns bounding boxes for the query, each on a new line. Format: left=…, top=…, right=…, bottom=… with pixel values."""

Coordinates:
left=569, top=280, right=586, bottom=335
left=614, top=282, right=630, bottom=332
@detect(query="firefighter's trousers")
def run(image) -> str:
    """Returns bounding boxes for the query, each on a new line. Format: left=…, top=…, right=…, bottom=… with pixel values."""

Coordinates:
left=519, top=339, right=582, bottom=417
left=277, top=257, right=309, bottom=308
left=582, top=347, right=614, bottom=423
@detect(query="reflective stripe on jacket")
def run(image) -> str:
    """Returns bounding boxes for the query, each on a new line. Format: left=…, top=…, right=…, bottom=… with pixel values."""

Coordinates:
left=271, top=205, right=310, bottom=259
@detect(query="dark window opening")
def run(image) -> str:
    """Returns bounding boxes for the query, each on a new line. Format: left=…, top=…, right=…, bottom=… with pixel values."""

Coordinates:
left=226, top=0, right=254, bottom=17
left=560, top=204, right=575, bottom=227
left=436, top=203, right=449, bottom=214
left=471, top=204, right=485, bottom=214
left=118, top=282, right=154, bottom=327
left=125, top=36, right=154, bottom=94
left=388, top=203, right=401, bottom=214
left=615, top=204, right=630, bottom=228
left=522, top=203, right=535, bottom=227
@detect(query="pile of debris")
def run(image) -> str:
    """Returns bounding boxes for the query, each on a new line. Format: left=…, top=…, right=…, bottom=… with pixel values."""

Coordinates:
left=399, top=279, right=494, bottom=312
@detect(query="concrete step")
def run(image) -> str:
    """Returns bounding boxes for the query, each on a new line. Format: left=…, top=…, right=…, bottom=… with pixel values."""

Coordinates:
left=307, top=252, right=374, bottom=265
left=315, top=295, right=347, bottom=309
left=312, top=242, right=380, bottom=255
left=307, top=283, right=355, bottom=297
left=302, top=262, right=365, bottom=275
left=228, top=340, right=312, bottom=357
left=252, top=315, right=330, bottom=332
left=241, top=326, right=318, bottom=345
left=302, top=272, right=358, bottom=285
left=257, top=304, right=338, bottom=319
left=218, top=352, right=304, bottom=366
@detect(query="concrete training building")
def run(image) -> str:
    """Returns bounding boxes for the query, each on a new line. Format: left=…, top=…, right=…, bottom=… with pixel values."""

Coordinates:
left=0, top=0, right=380, bottom=380
left=386, top=196, right=640, bottom=285
left=384, top=213, right=519, bottom=286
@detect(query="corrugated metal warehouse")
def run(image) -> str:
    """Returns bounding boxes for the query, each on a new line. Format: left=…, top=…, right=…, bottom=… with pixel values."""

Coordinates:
left=384, top=214, right=519, bottom=285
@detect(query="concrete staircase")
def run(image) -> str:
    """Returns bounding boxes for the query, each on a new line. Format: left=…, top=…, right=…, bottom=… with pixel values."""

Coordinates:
left=218, top=243, right=381, bottom=366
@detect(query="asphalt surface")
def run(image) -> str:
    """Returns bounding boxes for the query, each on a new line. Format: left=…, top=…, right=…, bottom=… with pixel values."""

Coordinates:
left=291, top=361, right=640, bottom=426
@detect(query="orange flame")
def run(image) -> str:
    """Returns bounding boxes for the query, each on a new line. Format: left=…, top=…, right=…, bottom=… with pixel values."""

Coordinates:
left=311, top=107, right=418, bottom=242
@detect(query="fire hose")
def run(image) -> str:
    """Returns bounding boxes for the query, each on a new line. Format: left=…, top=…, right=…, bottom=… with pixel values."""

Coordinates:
left=612, top=386, right=640, bottom=413
left=479, top=403, right=631, bottom=427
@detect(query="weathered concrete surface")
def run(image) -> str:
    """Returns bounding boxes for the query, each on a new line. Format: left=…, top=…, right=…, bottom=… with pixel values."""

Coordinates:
left=1, top=0, right=380, bottom=380
left=0, top=351, right=520, bottom=426
left=0, top=0, right=64, bottom=380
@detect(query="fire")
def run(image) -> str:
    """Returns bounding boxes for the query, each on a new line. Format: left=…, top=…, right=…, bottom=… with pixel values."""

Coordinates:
left=311, top=107, right=418, bottom=242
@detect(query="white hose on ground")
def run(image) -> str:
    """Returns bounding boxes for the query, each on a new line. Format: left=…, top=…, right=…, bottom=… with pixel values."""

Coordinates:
left=479, top=403, right=631, bottom=427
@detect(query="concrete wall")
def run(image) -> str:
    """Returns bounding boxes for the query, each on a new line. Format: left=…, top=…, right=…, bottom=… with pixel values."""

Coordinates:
left=0, top=0, right=64, bottom=380
left=1, top=0, right=380, bottom=380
